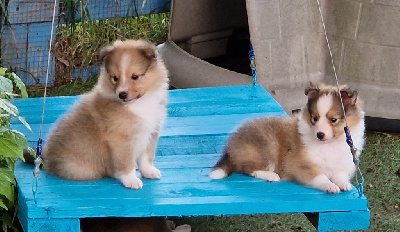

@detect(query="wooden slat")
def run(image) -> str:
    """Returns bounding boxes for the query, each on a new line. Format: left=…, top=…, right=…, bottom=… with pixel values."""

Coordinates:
left=62, top=0, right=171, bottom=23
left=26, top=22, right=56, bottom=86
left=1, top=24, right=29, bottom=82
left=6, top=0, right=170, bottom=25
left=6, top=0, right=59, bottom=24
left=16, top=159, right=368, bottom=219
left=14, top=85, right=273, bottom=111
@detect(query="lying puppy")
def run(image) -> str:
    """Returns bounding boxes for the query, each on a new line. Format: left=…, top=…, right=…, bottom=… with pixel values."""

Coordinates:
left=210, top=83, right=365, bottom=194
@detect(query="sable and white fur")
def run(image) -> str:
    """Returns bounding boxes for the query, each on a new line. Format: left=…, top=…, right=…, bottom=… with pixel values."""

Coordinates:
left=210, top=84, right=365, bottom=194
left=42, top=39, right=169, bottom=189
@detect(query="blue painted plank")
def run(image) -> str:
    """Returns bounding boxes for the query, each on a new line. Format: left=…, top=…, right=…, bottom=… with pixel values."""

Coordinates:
left=317, top=210, right=371, bottom=231
left=15, top=158, right=369, bottom=218
left=14, top=85, right=277, bottom=111
left=15, top=170, right=368, bottom=219
left=14, top=100, right=284, bottom=125
left=18, top=204, right=80, bottom=232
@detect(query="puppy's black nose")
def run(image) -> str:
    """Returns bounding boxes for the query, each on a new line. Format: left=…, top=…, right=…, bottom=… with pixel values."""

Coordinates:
left=317, top=132, right=325, bottom=140
left=118, top=92, right=127, bottom=100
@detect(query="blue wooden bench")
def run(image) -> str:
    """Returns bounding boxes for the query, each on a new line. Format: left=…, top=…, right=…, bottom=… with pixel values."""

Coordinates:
left=13, top=85, right=370, bottom=232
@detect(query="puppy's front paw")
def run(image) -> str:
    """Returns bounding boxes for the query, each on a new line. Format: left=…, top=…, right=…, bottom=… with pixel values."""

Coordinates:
left=119, top=173, right=143, bottom=189
left=310, top=174, right=340, bottom=194
left=335, top=180, right=353, bottom=192
left=141, top=166, right=162, bottom=179
left=121, top=176, right=143, bottom=189
left=323, top=182, right=341, bottom=194
left=331, top=174, right=353, bottom=191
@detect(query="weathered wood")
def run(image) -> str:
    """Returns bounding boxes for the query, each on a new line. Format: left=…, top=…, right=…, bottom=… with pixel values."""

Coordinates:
left=13, top=85, right=370, bottom=232
left=2, top=0, right=58, bottom=85
left=61, top=0, right=171, bottom=23
left=26, top=22, right=56, bottom=86
left=1, top=24, right=29, bottom=82
left=6, top=0, right=58, bottom=24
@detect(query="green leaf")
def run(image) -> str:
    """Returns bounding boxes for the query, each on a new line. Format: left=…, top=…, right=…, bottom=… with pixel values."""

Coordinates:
left=0, top=174, right=15, bottom=203
left=5, top=129, right=28, bottom=150
left=0, top=76, right=13, bottom=95
left=0, top=98, right=18, bottom=116
left=2, top=211, right=19, bottom=232
left=0, top=139, right=22, bottom=159
left=0, top=67, right=7, bottom=76
left=0, top=166, right=16, bottom=185
left=17, top=116, right=32, bottom=132
left=0, top=199, right=8, bottom=210
left=9, top=72, right=28, bottom=98
left=0, top=129, right=27, bottom=159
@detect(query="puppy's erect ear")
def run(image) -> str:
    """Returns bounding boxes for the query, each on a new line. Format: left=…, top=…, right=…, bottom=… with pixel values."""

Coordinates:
left=305, top=83, right=319, bottom=99
left=340, top=87, right=358, bottom=106
left=138, top=41, right=157, bottom=60
left=97, top=45, right=115, bottom=63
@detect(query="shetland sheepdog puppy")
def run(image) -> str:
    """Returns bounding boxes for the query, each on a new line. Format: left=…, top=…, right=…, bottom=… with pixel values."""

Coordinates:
left=42, top=39, right=169, bottom=189
left=209, top=83, right=365, bottom=194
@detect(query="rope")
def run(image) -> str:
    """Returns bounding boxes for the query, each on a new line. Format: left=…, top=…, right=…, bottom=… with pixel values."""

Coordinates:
left=32, top=0, right=58, bottom=204
left=316, top=0, right=364, bottom=197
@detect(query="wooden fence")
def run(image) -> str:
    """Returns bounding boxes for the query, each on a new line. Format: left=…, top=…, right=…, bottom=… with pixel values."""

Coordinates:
left=0, top=0, right=170, bottom=86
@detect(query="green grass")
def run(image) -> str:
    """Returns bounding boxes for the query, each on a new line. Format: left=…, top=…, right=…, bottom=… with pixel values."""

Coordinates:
left=28, top=82, right=400, bottom=231
left=27, top=75, right=98, bottom=98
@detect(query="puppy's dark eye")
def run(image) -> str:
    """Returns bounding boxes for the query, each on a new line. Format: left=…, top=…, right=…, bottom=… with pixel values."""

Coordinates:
left=112, top=76, right=118, bottom=82
left=311, top=116, right=318, bottom=123
left=131, top=75, right=139, bottom=80
left=330, top=118, right=337, bottom=123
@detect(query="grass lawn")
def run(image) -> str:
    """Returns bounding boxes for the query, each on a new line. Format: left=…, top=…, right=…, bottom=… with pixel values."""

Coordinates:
left=26, top=79, right=400, bottom=232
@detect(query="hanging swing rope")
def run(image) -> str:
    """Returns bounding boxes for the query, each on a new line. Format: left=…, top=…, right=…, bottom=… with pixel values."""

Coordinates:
left=32, top=0, right=58, bottom=203
left=316, top=0, right=364, bottom=196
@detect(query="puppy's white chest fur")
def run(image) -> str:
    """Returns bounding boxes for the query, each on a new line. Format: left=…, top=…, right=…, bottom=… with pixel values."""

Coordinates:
left=126, top=90, right=167, bottom=140
left=305, top=137, right=355, bottom=178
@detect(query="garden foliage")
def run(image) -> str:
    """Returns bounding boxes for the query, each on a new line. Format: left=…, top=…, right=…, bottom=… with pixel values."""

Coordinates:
left=0, top=67, right=33, bottom=231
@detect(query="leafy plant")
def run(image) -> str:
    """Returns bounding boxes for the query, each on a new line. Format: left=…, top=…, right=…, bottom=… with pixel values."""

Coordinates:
left=0, top=67, right=32, bottom=231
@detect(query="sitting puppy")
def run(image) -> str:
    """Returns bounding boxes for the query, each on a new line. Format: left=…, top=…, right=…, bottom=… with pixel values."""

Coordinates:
left=42, top=39, right=169, bottom=189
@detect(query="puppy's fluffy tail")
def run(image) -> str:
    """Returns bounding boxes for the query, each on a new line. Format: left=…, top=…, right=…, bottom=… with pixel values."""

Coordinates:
left=209, top=151, right=233, bottom=179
